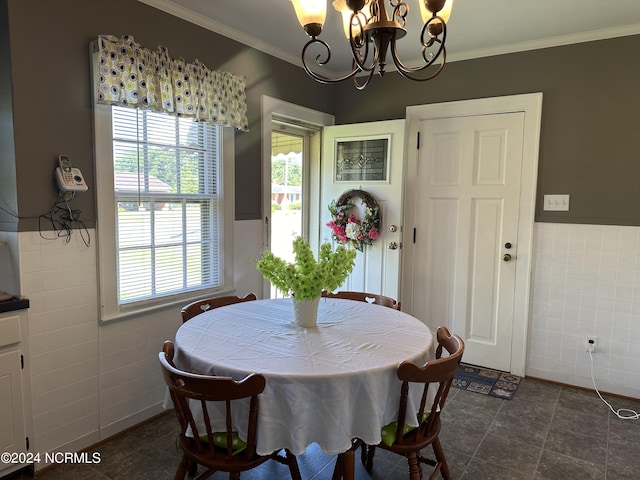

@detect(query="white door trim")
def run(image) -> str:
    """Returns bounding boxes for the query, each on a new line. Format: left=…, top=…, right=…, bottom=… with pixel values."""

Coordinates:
left=403, top=93, right=543, bottom=376
left=260, top=96, right=335, bottom=297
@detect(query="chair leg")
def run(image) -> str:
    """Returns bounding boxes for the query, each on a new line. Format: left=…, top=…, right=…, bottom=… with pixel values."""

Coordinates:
left=407, top=451, right=421, bottom=480
left=332, top=453, right=344, bottom=480
left=364, top=444, right=376, bottom=472
left=285, top=449, right=302, bottom=480
left=431, top=439, right=451, bottom=480
left=174, top=454, right=189, bottom=480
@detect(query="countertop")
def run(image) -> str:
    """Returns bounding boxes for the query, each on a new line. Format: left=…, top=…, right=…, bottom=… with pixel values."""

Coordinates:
left=0, top=297, right=30, bottom=314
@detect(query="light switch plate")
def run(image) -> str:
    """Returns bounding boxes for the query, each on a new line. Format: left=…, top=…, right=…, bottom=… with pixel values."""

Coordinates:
left=543, top=194, right=570, bottom=211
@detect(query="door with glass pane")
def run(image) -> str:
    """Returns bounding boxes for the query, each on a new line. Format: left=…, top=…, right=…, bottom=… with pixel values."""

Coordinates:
left=267, top=123, right=312, bottom=298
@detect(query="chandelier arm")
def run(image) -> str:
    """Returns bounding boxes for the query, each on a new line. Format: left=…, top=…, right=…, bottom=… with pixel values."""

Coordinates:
left=420, top=16, right=447, bottom=58
left=390, top=0, right=409, bottom=28
left=353, top=66, right=376, bottom=90
left=390, top=38, right=445, bottom=74
left=348, top=13, right=377, bottom=73
left=301, top=38, right=364, bottom=84
left=389, top=17, right=446, bottom=76
left=393, top=48, right=447, bottom=81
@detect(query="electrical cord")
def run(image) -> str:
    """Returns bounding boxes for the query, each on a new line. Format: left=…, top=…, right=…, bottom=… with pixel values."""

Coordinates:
left=38, top=191, right=91, bottom=247
left=1, top=188, right=92, bottom=247
left=588, top=350, right=639, bottom=420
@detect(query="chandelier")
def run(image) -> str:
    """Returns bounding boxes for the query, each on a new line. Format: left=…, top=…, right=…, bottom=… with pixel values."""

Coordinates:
left=291, top=0, right=453, bottom=89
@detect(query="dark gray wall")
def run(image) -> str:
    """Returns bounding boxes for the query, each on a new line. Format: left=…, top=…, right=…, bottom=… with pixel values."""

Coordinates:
left=333, top=35, right=640, bottom=225
left=4, top=0, right=335, bottom=228
left=0, top=0, right=17, bottom=230
left=4, top=0, right=640, bottom=228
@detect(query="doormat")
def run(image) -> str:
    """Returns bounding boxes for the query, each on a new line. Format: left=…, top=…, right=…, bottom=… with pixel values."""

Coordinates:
left=453, top=364, right=522, bottom=400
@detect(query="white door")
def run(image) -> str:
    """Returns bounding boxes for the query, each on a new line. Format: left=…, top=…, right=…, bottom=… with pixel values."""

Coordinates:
left=403, top=94, right=542, bottom=375
left=320, top=120, right=405, bottom=299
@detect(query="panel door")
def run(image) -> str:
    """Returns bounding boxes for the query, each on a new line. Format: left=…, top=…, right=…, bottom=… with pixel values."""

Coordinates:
left=412, top=112, right=525, bottom=370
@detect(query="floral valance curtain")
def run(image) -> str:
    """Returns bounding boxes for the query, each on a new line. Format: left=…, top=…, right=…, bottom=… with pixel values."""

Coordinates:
left=96, top=34, right=248, bottom=131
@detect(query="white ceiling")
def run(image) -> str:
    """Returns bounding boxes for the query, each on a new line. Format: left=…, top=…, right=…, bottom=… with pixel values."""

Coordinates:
left=139, top=0, right=640, bottom=76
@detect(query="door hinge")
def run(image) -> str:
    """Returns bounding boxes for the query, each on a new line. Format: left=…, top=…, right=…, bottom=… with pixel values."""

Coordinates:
left=416, top=132, right=420, bottom=149
left=21, top=354, right=24, bottom=369
left=413, top=228, right=417, bottom=243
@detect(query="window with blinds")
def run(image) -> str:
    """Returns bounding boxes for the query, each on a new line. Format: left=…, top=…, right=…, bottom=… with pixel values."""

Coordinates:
left=111, top=106, right=221, bottom=304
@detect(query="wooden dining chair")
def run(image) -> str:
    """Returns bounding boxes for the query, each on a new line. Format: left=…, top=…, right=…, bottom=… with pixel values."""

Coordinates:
left=159, top=341, right=302, bottom=480
left=321, top=290, right=400, bottom=310
left=359, top=326, right=464, bottom=480
left=180, top=293, right=257, bottom=323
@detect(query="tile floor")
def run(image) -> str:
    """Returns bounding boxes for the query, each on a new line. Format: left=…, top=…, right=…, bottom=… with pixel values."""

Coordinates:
left=5, top=378, right=640, bottom=480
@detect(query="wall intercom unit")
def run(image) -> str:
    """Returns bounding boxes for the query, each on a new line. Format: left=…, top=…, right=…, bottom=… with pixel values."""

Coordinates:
left=55, top=155, right=88, bottom=192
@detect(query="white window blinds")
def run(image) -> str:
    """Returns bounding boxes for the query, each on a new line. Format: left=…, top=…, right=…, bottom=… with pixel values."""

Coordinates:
left=111, top=106, right=221, bottom=303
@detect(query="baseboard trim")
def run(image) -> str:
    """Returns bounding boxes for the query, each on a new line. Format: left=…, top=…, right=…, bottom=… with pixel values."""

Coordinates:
left=526, top=375, right=640, bottom=401
left=32, top=406, right=173, bottom=475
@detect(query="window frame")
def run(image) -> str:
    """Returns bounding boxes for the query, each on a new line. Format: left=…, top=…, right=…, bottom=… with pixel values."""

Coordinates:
left=93, top=98, right=235, bottom=323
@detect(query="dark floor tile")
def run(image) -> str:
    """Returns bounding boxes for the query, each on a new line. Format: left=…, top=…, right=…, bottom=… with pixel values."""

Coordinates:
left=601, top=393, right=640, bottom=416
left=10, top=383, right=639, bottom=480
left=606, top=464, right=640, bottom=480
left=535, top=449, right=606, bottom=480
left=438, top=421, right=488, bottom=458
left=549, top=405, right=609, bottom=438
left=486, top=413, right=549, bottom=447
left=439, top=398, right=499, bottom=457
left=448, top=388, right=506, bottom=413
left=498, top=396, right=553, bottom=421
left=499, top=379, right=559, bottom=422
left=514, top=378, right=561, bottom=402
left=608, top=413, right=640, bottom=444
left=544, top=428, right=607, bottom=465
left=556, top=387, right=610, bottom=417
left=24, top=463, right=106, bottom=480
left=473, top=432, right=541, bottom=475
left=461, top=457, right=534, bottom=480
left=607, top=437, right=640, bottom=477
left=441, top=398, right=500, bottom=427
left=443, top=447, right=472, bottom=480
left=293, top=443, right=337, bottom=480
left=90, top=439, right=177, bottom=480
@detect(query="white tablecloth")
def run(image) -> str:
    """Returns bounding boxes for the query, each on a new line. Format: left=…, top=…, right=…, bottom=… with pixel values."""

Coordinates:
left=172, top=297, right=433, bottom=455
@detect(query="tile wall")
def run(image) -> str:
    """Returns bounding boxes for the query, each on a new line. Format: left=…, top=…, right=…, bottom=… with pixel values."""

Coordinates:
left=18, top=229, right=178, bottom=460
left=528, top=222, right=640, bottom=398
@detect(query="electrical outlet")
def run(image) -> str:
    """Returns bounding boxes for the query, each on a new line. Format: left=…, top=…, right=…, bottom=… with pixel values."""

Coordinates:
left=543, top=194, right=570, bottom=211
left=585, top=336, right=597, bottom=353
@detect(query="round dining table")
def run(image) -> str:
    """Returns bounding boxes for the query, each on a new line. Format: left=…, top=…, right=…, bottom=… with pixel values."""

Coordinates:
left=172, top=297, right=433, bottom=458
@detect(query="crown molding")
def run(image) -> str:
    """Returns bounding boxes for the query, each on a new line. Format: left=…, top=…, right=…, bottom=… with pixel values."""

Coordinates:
left=447, top=23, right=640, bottom=63
left=138, top=0, right=303, bottom=68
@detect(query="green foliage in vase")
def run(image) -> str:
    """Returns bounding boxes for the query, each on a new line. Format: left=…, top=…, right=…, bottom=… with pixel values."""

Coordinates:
left=256, top=237, right=357, bottom=301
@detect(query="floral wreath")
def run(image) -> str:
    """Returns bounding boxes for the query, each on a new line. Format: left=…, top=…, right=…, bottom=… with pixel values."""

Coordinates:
left=327, top=189, right=381, bottom=252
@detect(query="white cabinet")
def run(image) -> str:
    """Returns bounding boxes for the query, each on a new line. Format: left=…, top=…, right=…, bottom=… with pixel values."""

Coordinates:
left=0, top=311, right=31, bottom=477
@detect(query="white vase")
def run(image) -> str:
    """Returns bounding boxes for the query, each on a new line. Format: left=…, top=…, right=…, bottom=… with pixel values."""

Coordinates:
left=292, top=297, right=320, bottom=328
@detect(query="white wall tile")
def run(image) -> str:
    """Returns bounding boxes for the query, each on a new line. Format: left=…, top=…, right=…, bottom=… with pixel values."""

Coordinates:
left=528, top=223, right=640, bottom=398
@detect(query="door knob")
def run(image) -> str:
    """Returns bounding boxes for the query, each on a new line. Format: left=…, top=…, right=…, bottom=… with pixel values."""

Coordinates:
left=388, top=242, right=398, bottom=250
left=503, top=253, right=512, bottom=262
